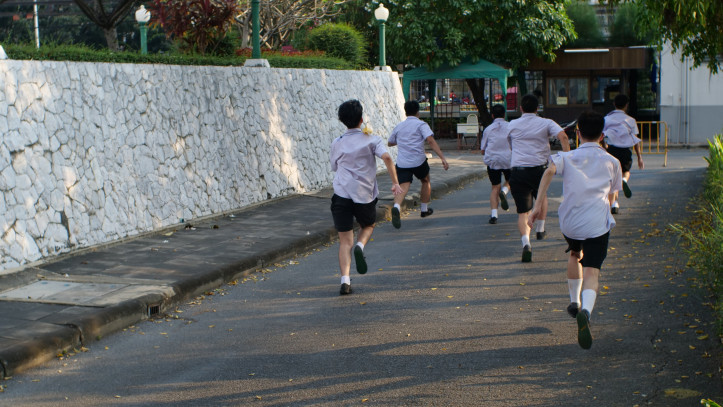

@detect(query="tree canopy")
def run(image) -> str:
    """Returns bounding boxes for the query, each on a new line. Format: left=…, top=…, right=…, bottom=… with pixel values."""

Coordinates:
left=564, top=1, right=604, bottom=48
left=375, top=0, right=576, bottom=71
left=608, top=0, right=723, bottom=73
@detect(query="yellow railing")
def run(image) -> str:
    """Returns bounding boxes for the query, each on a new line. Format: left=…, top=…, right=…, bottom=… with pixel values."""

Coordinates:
left=637, top=121, right=668, bottom=167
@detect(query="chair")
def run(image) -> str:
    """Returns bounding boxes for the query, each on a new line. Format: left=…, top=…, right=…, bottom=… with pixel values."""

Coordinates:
left=456, top=114, right=480, bottom=150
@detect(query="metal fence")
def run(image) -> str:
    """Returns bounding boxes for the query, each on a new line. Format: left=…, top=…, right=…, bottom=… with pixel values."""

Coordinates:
left=637, top=121, right=669, bottom=167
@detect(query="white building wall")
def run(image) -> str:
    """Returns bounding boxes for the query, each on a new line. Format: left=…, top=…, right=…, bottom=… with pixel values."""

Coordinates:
left=0, top=60, right=405, bottom=272
left=660, top=44, right=723, bottom=144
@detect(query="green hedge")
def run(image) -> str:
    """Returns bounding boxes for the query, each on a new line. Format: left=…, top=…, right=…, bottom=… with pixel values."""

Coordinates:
left=672, top=134, right=723, bottom=335
left=2, top=43, right=355, bottom=70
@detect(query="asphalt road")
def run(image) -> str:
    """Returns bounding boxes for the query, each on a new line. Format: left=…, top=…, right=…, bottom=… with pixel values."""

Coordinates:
left=0, top=150, right=720, bottom=406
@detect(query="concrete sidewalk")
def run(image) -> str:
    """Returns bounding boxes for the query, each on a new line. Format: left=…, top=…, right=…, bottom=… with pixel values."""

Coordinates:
left=0, top=147, right=485, bottom=378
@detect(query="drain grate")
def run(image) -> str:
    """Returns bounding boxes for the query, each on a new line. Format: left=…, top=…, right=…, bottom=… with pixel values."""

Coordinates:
left=147, top=303, right=161, bottom=317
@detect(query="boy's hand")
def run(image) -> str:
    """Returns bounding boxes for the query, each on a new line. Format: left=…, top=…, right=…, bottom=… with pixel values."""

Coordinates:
left=441, top=159, right=449, bottom=171
left=391, top=184, right=403, bottom=196
left=528, top=207, right=541, bottom=228
left=638, top=156, right=645, bottom=170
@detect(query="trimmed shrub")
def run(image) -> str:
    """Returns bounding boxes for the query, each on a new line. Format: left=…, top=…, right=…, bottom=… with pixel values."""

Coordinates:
left=3, top=43, right=355, bottom=70
left=306, top=23, right=367, bottom=68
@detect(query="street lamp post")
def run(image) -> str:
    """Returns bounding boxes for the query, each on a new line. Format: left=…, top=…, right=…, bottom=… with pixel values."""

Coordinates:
left=243, top=0, right=270, bottom=67
left=135, top=5, right=151, bottom=55
left=374, top=3, right=391, bottom=72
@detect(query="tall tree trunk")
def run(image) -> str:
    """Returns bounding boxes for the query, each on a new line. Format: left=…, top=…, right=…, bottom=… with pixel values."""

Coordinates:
left=466, top=78, right=493, bottom=127
left=240, top=17, right=250, bottom=48
left=104, top=26, right=119, bottom=51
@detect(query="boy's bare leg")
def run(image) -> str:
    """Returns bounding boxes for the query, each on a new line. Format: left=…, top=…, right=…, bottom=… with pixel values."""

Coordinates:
left=337, top=230, right=354, bottom=278
left=356, top=225, right=374, bottom=247
left=392, top=183, right=411, bottom=228
left=490, top=184, right=501, bottom=209
left=582, top=267, right=600, bottom=293
left=393, top=183, right=412, bottom=206
left=567, top=251, right=583, bottom=317
left=420, top=175, right=431, bottom=204
left=517, top=213, right=531, bottom=241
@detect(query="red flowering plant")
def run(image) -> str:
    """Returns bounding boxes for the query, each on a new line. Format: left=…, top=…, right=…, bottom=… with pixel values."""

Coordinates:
left=149, top=0, right=238, bottom=56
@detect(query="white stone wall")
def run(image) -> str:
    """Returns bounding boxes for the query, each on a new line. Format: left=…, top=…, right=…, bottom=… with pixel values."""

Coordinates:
left=0, top=60, right=405, bottom=271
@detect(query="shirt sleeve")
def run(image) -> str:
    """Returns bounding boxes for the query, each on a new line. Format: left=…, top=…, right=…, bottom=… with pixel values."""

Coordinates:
left=626, top=117, right=639, bottom=136
left=550, top=152, right=565, bottom=175
left=547, top=119, right=564, bottom=137
left=480, top=128, right=490, bottom=150
left=388, top=127, right=398, bottom=145
left=420, top=122, right=434, bottom=140
left=611, top=159, right=623, bottom=192
left=329, top=139, right=339, bottom=171
left=373, top=136, right=388, bottom=158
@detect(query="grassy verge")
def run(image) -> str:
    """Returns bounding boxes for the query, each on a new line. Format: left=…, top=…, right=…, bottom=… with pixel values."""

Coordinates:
left=671, top=134, right=723, bottom=336
left=2, top=43, right=355, bottom=70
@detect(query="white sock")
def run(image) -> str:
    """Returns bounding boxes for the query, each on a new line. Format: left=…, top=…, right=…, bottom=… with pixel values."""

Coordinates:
left=502, top=186, right=509, bottom=195
left=341, top=275, right=350, bottom=285
left=612, top=201, right=619, bottom=208
left=421, top=202, right=428, bottom=212
left=355, top=242, right=364, bottom=251
left=568, top=279, right=582, bottom=304
left=521, top=234, right=530, bottom=247
left=536, top=220, right=545, bottom=232
left=394, top=203, right=401, bottom=210
left=581, top=289, right=597, bottom=316
left=491, top=209, right=498, bottom=218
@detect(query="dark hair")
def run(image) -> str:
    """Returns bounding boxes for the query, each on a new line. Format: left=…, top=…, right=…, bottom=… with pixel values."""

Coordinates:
left=613, top=94, right=629, bottom=109
left=577, top=111, right=605, bottom=141
left=404, top=100, right=420, bottom=116
left=490, top=104, right=506, bottom=119
left=520, top=94, right=539, bottom=113
left=338, top=99, right=363, bottom=129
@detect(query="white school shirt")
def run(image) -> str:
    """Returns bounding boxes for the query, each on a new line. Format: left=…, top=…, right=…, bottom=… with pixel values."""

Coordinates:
left=480, top=118, right=511, bottom=170
left=330, top=128, right=388, bottom=204
left=388, top=116, right=433, bottom=168
left=603, top=109, right=640, bottom=148
left=507, top=113, right=563, bottom=167
left=550, top=142, right=623, bottom=240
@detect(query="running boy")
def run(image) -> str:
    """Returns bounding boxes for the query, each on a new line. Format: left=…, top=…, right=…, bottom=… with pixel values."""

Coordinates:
left=479, top=104, right=512, bottom=224
left=603, top=94, right=644, bottom=214
left=529, top=111, right=623, bottom=349
left=330, top=100, right=403, bottom=295
left=507, top=94, right=570, bottom=262
left=388, top=100, right=449, bottom=229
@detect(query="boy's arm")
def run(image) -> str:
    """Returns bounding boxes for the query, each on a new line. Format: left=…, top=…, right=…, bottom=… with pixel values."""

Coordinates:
left=633, top=143, right=644, bottom=169
left=556, top=131, right=571, bottom=152
left=381, top=152, right=403, bottom=195
left=528, top=164, right=556, bottom=227
left=426, top=136, right=449, bottom=170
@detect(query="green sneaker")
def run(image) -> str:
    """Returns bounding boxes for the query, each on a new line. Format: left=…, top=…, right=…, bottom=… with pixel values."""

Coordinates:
left=354, top=245, right=367, bottom=274
left=499, top=191, right=509, bottom=211
left=622, top=180, right=632, bottom=198
left=391, top=207, right=401, bottom=229
left=521, top=245, right=532, bottom=263
left=577, top=309, right=593, bottom=349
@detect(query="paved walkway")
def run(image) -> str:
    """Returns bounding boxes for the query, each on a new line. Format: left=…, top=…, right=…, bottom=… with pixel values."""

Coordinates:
left=0, top=144, right=716, bottom=399
left=0, top=144, right=485, bottom=378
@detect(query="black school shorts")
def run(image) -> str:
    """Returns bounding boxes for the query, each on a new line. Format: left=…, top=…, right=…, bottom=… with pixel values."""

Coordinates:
left=331, top=194, right=377, bottom=232
left=396, top=159, right=430, bottom=184
left=510, top=165, right=546, bottom=213
left=487, top=167, right=511, bottom=186
left=564, top=231, right=610, bottom=270
left=607, top=145, right=633, bottom=173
